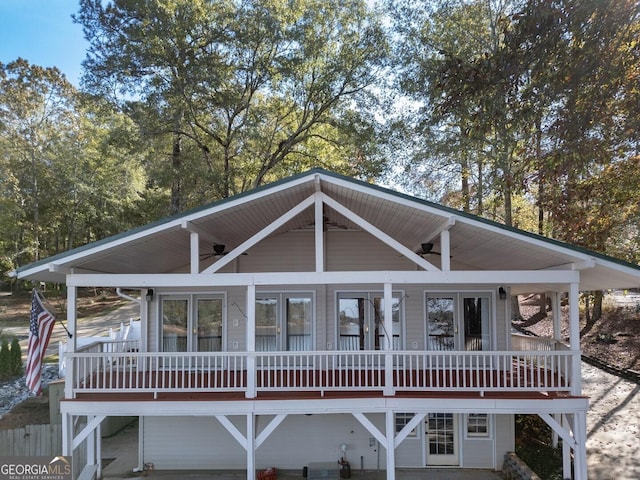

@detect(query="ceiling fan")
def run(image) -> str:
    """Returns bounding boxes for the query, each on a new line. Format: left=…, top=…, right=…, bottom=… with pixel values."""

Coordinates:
left=199, top=244, right=246, bottom=261
left=416, top=242, right=442, bottom=256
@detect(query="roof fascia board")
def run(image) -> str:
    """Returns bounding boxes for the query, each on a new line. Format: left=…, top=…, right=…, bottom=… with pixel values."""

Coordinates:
left=177, top=172, right=316, bottom=225
left=15, top=173, right=319, bottom=280
left=318, top=170, right=640, bottom=274
left=15, top=222, right=184, bottom=279
left=66, top=270, right=580, bottom=288
left=320, top=192, right=440, bottom=272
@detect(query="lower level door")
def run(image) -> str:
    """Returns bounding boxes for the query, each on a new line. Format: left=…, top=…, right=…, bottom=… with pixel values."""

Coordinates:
left=425, top=413, right=459, bottom=466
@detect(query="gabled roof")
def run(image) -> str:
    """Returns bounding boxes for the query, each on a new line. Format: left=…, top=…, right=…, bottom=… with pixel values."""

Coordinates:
left=14, top=168, right=640, bottom=292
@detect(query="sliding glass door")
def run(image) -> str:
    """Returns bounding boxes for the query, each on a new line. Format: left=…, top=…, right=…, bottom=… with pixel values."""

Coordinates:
left=425, top=293, right=491, bottom=351
left=161, top=295, right=224, bottom=352
left=256, top=293, right=314, bottom=351
left=338, top=292, right=402, bottom=350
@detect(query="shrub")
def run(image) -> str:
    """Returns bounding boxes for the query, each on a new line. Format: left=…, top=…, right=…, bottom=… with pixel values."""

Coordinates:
left=0, top=338, right=10, bottom=381
left=10, top=337, right=23, bottom=376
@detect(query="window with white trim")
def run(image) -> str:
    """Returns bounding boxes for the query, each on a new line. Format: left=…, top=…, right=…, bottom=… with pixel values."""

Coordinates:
left=395, top=413, right=417, bottom=437
left=466, top=413, right=489, bottom=437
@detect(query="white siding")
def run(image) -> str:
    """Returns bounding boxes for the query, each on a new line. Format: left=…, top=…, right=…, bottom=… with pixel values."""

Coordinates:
left=143, top=416, right=246, bottom=469
left=494, top=415, right=515, bottom=468
left=143, top=414, right=388, bottom=471
left=326, top=230, right=413, bottom=271
left=460, top=414, right=495, bottom=469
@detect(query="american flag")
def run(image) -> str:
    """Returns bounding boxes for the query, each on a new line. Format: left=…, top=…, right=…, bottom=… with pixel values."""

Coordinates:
left=25, top=290, right=55, bottom=396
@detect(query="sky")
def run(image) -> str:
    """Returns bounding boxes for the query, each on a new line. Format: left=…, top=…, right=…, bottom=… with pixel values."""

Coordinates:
left=0, top=0, right=88, bottom=86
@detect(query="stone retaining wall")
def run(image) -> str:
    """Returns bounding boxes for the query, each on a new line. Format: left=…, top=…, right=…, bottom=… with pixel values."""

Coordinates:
left=502, top=452, right=542, bottom=480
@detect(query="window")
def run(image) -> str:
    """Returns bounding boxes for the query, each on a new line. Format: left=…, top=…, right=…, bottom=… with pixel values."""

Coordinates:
left=395, top=413, right=417, bottom=437
left=466, top=414, right=489, bottom=437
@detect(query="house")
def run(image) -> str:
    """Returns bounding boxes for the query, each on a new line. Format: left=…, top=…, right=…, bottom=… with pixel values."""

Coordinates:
left=13, top=168, right=640, bottom=480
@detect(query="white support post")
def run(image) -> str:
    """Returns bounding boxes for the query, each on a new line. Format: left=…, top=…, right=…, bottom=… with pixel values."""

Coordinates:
left=190, top=231, right=199, bottom=274
left=138, top=417, right=145, bottom=473
left=385, top=411, right=396, bottom=480
left=96, top=420, right=102, bottom=479
left=314, top=189, right=324, bottom=273
left=552, top=413, right=559, bottom=449
left=573, top=411, right=588, bottom=480
left=562, top=414, right=571, bottom=479
left=246, top=414, right=256, bottom=480
left=552, top=292, right=562, bottom=342
left=383, top=283, right=394, bottom=396
left=440, top=229, right=450, bottom=271
left=87, top=415, right=96, bottom=466
left=246, top=285, right=256, bottom=399
left=65, top=286, right=77, bottom=399
left=568, top=283, right=582, bottom=395
left=61, top=413, right=72, bottom=456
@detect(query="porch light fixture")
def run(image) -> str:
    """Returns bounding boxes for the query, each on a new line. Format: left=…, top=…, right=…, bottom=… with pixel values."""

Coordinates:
left=498, top=287, right=507, bottom=300
left=146, top=289, right=154, bottom=302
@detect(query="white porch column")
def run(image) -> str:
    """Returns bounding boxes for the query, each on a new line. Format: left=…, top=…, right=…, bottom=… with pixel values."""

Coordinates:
left=96, top=420, right=102, bottom=479
left=61, top=412, right=72, bottom=456
left=568, top=283, right=582, bottom=395
left=246, top=284, right=256, bottom=399
left=552, top=292, right=562, bottom=342
left=65, top=285, right=77, bottom=399
left=385, top=411, right=396, bottom=480
left=314, top=189, right=324, bottom=272
left=383, top=283, right=394, bottom=396
left=190, top=231, right=199, bottom=274
left=440, top=229, right=450, bottom=271
left=247, top=413, right=256, bottom=480
left=87, top=415, right=96, bottom=466
left=573, top=411, right=588, bottom=480
left=561, top=414, right=571, bottom=479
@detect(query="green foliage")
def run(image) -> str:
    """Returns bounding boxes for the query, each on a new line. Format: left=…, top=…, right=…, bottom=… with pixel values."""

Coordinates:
left=76, top=0, right=389, bottom=212
left=10, top=336, right=23, bottom=376
left=515, top=414, right=565, bottom=480
left=387, top=0, right=640, bottom=259
left=0, top=338, right=10, bottom=381
left=0, top=60, right=149, bottom=274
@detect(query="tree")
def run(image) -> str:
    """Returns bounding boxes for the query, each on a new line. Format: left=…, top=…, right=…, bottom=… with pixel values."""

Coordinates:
left=0, top=59, right=78, bottom=265
left=76, top=0, right=389, bottom=213
left=388, top=0, right=535, bottom=225
left=0, top=59, right=147, bottom=274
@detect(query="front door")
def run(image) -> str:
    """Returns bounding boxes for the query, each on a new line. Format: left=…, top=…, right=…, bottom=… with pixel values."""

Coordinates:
left=425, top=413, right=458, bottom=466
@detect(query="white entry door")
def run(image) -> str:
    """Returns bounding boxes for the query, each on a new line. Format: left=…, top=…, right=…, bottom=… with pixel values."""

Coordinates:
left=425, top=413, right=458, bottom=466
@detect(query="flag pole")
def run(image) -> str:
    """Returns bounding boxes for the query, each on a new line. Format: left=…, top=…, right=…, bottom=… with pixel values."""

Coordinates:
left=34, top=288, right=73, bottom=339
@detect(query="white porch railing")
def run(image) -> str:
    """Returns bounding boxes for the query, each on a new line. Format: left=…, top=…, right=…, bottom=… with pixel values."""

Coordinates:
left=511, top=333, right=568, bottom=352
left=67, top=349, right=574, bottom=397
